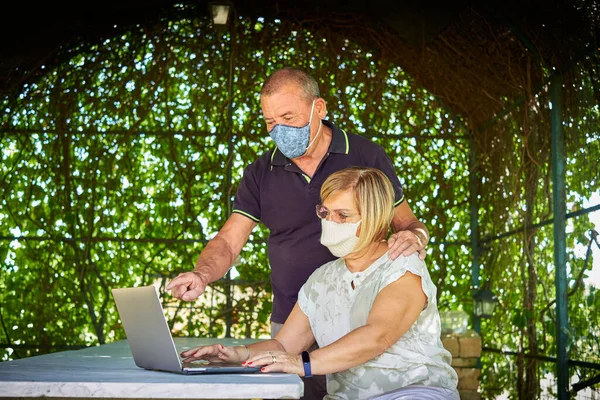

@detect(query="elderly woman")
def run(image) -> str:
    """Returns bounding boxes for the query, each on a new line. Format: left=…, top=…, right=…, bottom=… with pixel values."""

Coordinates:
left=182, top=167, right=459, bottom=399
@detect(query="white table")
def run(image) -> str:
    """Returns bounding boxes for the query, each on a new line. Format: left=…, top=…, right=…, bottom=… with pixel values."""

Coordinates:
left=0, top=338, right=303, bottom=399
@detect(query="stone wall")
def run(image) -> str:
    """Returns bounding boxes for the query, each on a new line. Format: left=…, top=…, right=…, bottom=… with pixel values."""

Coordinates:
left=442, top=329, right=482, bottom=400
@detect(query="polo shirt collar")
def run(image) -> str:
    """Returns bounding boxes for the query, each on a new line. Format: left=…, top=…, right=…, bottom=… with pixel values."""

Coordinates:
left=270, top=120, right=349, bottom=167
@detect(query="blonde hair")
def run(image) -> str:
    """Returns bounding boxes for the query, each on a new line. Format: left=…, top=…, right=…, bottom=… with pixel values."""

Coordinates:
left=320, top=167, right=395, bottom=256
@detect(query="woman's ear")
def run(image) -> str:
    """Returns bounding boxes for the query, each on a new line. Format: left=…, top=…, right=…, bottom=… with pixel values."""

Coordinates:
left=355, top=224, right=361, bottom=238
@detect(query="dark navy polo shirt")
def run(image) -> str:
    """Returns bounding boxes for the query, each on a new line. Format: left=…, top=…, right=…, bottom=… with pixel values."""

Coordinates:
left=233, top=120, right=404, bottom=323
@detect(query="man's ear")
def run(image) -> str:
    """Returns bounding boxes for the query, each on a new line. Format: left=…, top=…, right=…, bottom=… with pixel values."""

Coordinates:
left=316, top=98, right=327, bottom=119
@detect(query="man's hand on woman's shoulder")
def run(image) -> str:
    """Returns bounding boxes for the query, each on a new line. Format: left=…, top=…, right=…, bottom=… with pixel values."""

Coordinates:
left=388, top=229, right=427, bottom=261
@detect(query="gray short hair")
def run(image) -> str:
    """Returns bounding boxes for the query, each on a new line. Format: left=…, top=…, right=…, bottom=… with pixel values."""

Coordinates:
left=261, top=68, right=320, bottom=102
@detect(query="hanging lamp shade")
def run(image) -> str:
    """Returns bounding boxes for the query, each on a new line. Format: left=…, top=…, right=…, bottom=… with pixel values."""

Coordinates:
left=209, top=2, right=233, bottom=25
left=473, top=288, right=499, bottom=318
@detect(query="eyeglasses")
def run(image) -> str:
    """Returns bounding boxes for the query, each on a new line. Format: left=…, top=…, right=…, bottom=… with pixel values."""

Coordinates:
left=315, top=204, right=358, bottom=224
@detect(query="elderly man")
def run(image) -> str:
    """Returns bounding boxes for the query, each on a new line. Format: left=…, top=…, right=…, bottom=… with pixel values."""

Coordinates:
left=167, top=68, right=429, bottom=399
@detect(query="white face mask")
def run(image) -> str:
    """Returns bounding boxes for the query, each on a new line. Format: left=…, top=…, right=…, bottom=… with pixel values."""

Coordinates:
left=320, top=219, right=362, bottom=258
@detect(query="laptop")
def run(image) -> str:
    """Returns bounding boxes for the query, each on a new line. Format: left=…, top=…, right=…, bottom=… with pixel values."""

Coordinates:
left=112, top=285, right=261, bottom=375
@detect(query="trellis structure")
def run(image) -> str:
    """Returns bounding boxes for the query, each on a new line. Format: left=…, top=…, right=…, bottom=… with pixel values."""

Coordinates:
left=1, top=1, right=599, bottom=399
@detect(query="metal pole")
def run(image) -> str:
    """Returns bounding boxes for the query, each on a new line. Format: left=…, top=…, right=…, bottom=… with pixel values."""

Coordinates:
left=551, top=74, right=568, bottom=399
left=481, top=203, right=600, bottom=244
left=469, top=136, right=481, bottom=335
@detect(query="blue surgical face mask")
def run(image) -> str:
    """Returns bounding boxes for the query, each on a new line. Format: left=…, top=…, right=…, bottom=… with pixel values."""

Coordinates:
left=269, top=100, right=323, bottom=159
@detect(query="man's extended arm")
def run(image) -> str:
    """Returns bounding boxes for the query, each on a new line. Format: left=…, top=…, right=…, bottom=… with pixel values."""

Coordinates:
left=166, top=213, right=257, bottom=301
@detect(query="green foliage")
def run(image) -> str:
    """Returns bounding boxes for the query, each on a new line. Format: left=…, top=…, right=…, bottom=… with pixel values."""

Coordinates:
left=1, top=7, right=599, bottom=399
left=473, top=63, right=600, bottom=398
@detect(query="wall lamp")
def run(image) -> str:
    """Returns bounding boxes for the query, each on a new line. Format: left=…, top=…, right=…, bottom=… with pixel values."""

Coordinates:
left=473, top=286, right=499, bottom=319
left=208, top=1, right=234, bottom=26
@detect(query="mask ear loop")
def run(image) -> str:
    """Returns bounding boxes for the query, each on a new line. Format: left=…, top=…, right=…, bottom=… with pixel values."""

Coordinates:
left=305, top=100, right=322, bottom=152
left=305, top=120, right=322, bottom=152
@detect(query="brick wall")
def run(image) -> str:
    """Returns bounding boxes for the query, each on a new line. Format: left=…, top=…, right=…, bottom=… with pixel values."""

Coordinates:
left=442, top=329, right=482, bottom=400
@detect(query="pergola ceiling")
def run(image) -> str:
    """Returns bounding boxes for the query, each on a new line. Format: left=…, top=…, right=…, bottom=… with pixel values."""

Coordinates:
left=1, top=0, right=598, bottom=130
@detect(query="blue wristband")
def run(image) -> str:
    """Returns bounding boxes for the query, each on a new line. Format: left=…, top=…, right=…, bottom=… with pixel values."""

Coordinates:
left=301, top=351, right=312, bottom=378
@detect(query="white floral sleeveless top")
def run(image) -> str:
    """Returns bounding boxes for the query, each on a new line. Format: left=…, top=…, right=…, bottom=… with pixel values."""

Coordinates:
left=298, top=252, right=459, bottom=399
